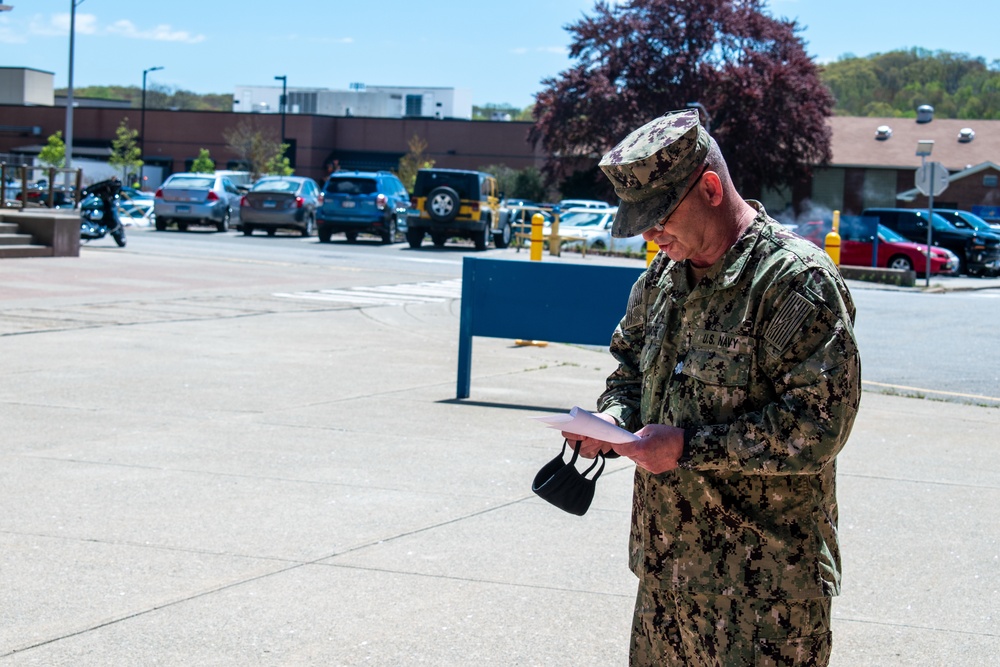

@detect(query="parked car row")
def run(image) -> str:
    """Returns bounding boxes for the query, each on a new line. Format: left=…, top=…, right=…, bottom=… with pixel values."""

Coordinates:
left=861, top=208, right=1000, bottom=276
left=141, top=170, right=1000, bottom=273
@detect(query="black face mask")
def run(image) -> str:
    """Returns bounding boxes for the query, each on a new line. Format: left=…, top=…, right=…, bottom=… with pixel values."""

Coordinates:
left=532, top=440, right=606, bottom=516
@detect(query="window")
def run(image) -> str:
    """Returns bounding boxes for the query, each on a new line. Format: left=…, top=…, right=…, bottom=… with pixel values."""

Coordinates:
left=984, top=175, right=998, bottom=188
left=326, top=177, right=377, bottom=195
left=405, top=95, right=423, bottom=117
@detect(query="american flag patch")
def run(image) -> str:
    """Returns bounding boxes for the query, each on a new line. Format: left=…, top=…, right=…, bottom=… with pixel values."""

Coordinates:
left=623, top=275, right=646, bottom=330
left=764, top=291, right=815, bottom=353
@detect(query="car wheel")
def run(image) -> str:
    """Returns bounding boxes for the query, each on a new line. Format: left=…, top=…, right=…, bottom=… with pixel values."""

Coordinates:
left=406, top=228, right=424, bottom=249
left=242, top=224, right=254, bottom=236
left=301, top=215, right=315, bottom=237
left=426, top=187, right=460, bottom=223
left=474, top=224, right=490, bottom=251
left=381, top=217, right=397, bottom=244
left=217, top=209, right=230, bottom=233
left=887, top=255, right=913, bottom=271
left=345, top=231, right=358, bottom=243
left=493, top=221, right=512, bottom=249
left=155, top=217, right=167, bottom=232
left=318, top=225, right=332, bottom=243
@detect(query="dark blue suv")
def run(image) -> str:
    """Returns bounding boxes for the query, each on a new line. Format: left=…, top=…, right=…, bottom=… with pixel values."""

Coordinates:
left=317, top=171, right=410, bottom=244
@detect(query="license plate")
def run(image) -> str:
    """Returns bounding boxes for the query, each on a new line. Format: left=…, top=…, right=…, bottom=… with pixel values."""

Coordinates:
left=263, top=200, right=277, bottom=208
left=341, top=201, right=355, bottom=208
left=176, top=205, right=190, bottom=213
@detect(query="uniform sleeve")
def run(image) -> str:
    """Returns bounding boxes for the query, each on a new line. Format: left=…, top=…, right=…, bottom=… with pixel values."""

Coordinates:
left=596, top=272, right=648, bottom=433
left=678, top=267, right=861, bottom=475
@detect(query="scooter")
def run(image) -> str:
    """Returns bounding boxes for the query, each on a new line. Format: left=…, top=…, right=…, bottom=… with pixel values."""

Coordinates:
left=79, top=178, right=126, bottom=247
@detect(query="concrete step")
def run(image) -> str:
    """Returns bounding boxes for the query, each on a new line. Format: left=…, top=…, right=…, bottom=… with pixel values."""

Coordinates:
left=0, top=244, right=54, bottom=258
left=0, top=232, right=36, bottom=246
left=0, top=222, right=19, bottom=233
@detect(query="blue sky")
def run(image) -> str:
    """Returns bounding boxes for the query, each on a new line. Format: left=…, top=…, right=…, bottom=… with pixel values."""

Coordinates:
left=1, top=0, right=997, bottom=109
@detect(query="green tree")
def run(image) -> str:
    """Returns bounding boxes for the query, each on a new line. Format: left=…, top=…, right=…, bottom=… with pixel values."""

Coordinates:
left=512, top=166, right=546, bottom=201
left=396, top=134, right=435, bottom=191
left=223, top=119, right=287, bottom=180
left=37, top=131, right=66, bottom=168
left=190, top=148, right=215, bottom=173
left=109, top=118, right=142, bottom=181
left=263, top=147, right=294, bottom=176
left=821, top=48, right=1000, bottom=118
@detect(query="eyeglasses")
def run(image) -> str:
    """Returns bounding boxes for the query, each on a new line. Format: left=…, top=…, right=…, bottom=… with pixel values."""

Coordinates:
left=646, top=163, right=708, bottom=234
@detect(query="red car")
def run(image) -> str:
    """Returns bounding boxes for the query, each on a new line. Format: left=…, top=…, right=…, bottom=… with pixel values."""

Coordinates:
left=841, top=224, right=959, bottom=274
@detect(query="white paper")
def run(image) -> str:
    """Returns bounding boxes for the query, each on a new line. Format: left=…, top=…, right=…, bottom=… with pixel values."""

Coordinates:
left=531, top=406, right=640, bottom=444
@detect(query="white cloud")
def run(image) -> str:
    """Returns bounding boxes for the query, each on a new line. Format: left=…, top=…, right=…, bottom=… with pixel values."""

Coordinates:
left=24, top=12, right=88, bottom=36
left=105, top=19, right=205, bottom=43
left=23, top=12, right=203, bottom=43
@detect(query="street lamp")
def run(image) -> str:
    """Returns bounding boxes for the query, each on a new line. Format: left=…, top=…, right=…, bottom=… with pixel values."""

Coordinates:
left=64, top=0, right=82, bottom=176
left=274, top=75, right=287, bottom=141
left=140, top=65, right=164, bottom=189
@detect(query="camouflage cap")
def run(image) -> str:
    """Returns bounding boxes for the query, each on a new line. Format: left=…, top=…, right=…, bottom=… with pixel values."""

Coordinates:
left=599, top=109, right=710, bottom=238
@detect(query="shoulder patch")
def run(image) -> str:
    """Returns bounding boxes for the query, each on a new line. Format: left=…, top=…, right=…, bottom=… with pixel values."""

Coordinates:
left=764, top=291, right=815, bottom=353
left=622, top=274, right=647, bottom=330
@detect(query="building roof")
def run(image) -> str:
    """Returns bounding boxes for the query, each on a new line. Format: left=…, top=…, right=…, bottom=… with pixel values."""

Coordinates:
left=828, top=115, right=1000, bottom=172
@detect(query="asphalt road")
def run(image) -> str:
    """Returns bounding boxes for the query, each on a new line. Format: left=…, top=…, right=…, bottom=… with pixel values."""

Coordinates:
left=56, top=224, right=1000, bottom=407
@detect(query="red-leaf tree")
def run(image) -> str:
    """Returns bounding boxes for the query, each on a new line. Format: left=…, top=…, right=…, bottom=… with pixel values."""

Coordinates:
left=529, top=0, right=834, bottom=200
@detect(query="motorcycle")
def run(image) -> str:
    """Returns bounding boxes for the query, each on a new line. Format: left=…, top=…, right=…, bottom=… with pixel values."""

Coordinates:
left=79, top=178, right=127, bottom=247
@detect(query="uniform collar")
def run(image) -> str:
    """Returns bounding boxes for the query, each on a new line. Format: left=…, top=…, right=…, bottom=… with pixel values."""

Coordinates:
left=663, top=200, right=769, bottom=296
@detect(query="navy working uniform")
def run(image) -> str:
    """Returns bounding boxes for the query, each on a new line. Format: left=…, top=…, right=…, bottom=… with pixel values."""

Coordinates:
left=591, top=110, right=862, bottom=665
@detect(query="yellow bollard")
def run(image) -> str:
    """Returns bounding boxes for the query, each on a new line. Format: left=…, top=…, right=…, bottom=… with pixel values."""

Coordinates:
left=530, top=213, right=544, bottom=261
left=824, top=210, right=841, bottom=266
left=646, top=239, right=658, bottom=266
left=549, top=212, right=561, bottom=257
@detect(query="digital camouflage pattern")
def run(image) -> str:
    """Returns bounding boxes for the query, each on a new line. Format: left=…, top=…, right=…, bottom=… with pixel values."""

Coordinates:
left=597, top=203, right=861, bottom=601
left=630, top=570, right=832, bottom=666
left=599, top=109, right=710, bottom=238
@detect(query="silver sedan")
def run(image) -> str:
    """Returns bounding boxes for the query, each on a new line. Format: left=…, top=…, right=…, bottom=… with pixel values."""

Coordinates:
left=154, top=173, right=243, bottom=233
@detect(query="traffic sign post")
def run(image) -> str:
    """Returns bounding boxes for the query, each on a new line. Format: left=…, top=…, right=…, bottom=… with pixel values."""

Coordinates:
left=915, top=160, right=949, bottom=286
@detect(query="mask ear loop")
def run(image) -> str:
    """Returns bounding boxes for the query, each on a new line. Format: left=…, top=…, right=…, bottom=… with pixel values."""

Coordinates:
left=566, top=439, right=605, bottom=482
left=564, top=439, right=582, bottom=466
left=581, top=451, right=606, bottom=482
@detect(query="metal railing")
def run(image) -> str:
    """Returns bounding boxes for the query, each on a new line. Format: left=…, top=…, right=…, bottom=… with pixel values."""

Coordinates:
left=1, top=163, right=83, bottom=209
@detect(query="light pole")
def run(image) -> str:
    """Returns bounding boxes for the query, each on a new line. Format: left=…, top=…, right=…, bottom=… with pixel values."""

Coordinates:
left=274, top=75, right=287, bottom=141
left=140, top=66, right=164, bottom=189
left=64, top=0, right=83, bottom=177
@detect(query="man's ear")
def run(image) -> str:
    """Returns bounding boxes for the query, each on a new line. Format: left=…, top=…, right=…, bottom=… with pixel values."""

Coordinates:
left=701, top=171, right=724, bottom=206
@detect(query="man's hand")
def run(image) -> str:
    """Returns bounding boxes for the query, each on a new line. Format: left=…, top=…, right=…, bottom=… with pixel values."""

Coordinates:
left=561, top=412, right=619, bottom=458
left=614, top=423, right=685, bottom=474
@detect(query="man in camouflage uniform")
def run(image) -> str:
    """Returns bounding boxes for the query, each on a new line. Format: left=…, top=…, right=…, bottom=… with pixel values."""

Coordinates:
left=562, top=109, right=861, bottom=666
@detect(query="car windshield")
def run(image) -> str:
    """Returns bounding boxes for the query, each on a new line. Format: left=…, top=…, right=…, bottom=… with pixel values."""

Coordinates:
left=253, top=180, right=298, bottom=193
left=167, top=176, right=214, bottom=189
left=560, top=211, right=609, bottom=227
left=878, top=225, right=909, bottom=243
left=949, top=212, right=993, bottom=232
left=326, top=177, right=376, bottom=195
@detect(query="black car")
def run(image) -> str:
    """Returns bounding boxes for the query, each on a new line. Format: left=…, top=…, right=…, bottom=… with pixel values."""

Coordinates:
left=861, top=208, right=1000, bottom=276
left=316, top=171, right=409, bottom=244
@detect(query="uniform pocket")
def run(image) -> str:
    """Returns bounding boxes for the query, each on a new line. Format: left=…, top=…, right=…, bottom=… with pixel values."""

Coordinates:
left=755, top=631, right=831, bottom=666
left=680, top=347, right=751, bottom=386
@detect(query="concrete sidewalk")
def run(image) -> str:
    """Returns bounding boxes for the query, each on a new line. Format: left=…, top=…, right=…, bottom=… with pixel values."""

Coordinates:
left=1, top=249, right=998, bottom=665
